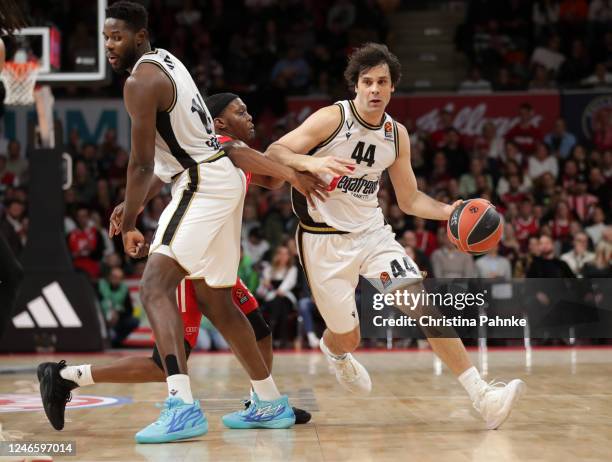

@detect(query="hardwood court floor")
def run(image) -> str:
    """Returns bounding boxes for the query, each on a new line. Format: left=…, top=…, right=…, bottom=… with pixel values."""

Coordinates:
left=1, top=347, right=611, bottom=461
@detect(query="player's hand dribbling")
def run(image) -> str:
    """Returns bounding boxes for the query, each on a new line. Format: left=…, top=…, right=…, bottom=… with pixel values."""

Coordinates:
left=122, top=228, right=147, bottom=258
left=306, top=156, right=355, bottom=177
left=290, top=171, right=329, bottom=207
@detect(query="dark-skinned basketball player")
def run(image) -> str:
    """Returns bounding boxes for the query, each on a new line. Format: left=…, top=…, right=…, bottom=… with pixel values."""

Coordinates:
left=38, top=93, right=324, bottom=432
left=36, top=1, right=348, bottom=444
left=266, top=43, right=526, bottom=430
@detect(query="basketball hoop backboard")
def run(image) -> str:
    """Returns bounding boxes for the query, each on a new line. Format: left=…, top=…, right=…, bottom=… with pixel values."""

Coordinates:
left=3, top=0, right=107, bottom=84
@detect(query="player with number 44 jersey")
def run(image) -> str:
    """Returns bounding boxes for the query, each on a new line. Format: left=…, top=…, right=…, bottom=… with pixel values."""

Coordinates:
left=266, top=43, right=525, bottom=430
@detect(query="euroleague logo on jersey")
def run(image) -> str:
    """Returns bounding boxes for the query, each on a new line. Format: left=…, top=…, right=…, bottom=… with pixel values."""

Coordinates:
left=384, top=121, right=393, bottom=140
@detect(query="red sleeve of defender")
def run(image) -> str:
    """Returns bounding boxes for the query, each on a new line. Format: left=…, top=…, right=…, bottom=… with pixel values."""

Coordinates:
left=178, top=279, right=202, bottom=348
left=232, top=278, right=259, bottom=315
left=218, top=135, right=252, bottom=189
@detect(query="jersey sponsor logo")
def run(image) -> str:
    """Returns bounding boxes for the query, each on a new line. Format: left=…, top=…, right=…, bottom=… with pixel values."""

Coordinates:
left=331, top=174, right=379, bottom=198
left=380, top=271, right=392, bottom=289
left=0, top=393, right=131, bottom=413
left=164, top=55, right=175, bottom=70
left=384, top=121, right=393, bottom=140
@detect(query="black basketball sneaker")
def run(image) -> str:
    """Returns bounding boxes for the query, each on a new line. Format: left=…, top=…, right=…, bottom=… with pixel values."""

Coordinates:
left=243, top=399, right=312, bottom=424
left=37, top=360, right=79, bottom=430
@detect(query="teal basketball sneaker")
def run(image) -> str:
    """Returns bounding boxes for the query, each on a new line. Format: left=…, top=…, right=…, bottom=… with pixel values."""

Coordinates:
left=222, top=393, right=295, bottom=429
left=135, top=397, right=208, bottom=443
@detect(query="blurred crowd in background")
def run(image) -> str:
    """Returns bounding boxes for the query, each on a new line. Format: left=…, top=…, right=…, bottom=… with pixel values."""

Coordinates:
left=0, top=0, right=610, bottom=348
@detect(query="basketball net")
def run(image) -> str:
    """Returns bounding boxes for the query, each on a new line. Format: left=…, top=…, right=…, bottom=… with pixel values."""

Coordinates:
left=1, top=50, right=55, bottom=148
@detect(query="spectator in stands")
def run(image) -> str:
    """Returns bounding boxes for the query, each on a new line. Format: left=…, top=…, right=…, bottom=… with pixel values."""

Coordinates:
left=430, top=109, right=455, bottom=150
left=458, top=66, right=493, bottom=93
left=549, top=201, right=574, bottom=246
left=98, top=267, right=139, bottom=347
left=529, top=65, right=555, bottom=90
left=73, top=160, right=97, bottom=205
left=388, top=204, right=409, bottom=235
left=586, top=206, right=608, bottom=245
left=526, top=234, right=574, bottom=277
left=0, top=155, right=15, bottom=188
left=499, top=222, right=522, bottom=273
left=271, top=47, right=311, bottom=95
left=528, top=142, right=559, bottom=181
left=243, top=226, right=270, bottom=264
left=297, top=292, right=320, bottom=349
left=444, top=128, right=470, bottom=174
left=0, top=199, right=26, bottom=256
left=476, top=244, right=512, bottom=279
left=493, top=67, right=521, bottom=91
left=402, top=230, right=432, bottom=276
left=531, top=34, right=565, bottom=74
left=505, top=103, right=542, bottom=155
left=5, top=140, right=27, bottom=184
left=568, top=180, right=599, bottom=222
left=429, top=151, right=452, bottom=191
left=582, top=239, right=612, bottom=278
left=558, top=39, right=592, bottom=85
left=259, top=245, right=298, bottom=348
left=544, top=118, right=577, bottom=159
left=588, top=167, right=610, bottom=209
left=413, top=217, right=438, bottom=257
left=497, top=160, right=532, bottom=196
left=559, top=0, right=589, bottom=35
left=431, top=228, right=476, bottom=278
left=581, top=63, right=612, bottom=88
left=67, top=205, right=103, bottom=279
left=561, top=231, right=595, bottom=277
left=474, top=121, right=505, bottom=162
left=459, top=158, right=493, bottom=197
left=532, top=0, right=560, bottom=41
left=514, top=199, right=540, bottom=250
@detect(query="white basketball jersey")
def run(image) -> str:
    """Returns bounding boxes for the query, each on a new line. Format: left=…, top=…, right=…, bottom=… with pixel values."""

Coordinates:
left=291, top=100, right=399, bottom=233
left=131, top=48, right=220, bottom=183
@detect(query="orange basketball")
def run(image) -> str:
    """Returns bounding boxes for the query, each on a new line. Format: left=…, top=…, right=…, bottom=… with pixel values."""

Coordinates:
left=447, top=199, right=503, bottom=255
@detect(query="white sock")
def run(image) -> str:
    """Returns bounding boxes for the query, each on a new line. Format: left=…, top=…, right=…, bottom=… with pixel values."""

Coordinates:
left=458, top=366, right=488, bottom=403
left=167, top=374, right=194, bottom=404
left=250, top=376, right=281, bottom=401
left=60, top=365, right=94, bottom=387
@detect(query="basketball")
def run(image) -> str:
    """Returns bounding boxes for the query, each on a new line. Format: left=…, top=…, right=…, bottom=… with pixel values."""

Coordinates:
left=447, top=199, right=503, bottom=255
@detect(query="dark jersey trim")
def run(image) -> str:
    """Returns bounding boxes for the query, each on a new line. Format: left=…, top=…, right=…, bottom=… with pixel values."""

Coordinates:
left=348, top=100, right=385, bottom=130
left=290, top=188, right=348, bottom=234
left=161, top=165, right=199, bottom=246
left=392, top=120, right=399, bottom=159
left=138, top=59, right=177, bottom=112
left=156, top=111, right=197, bottom=170
left=304, top=103, right=345, bottom=157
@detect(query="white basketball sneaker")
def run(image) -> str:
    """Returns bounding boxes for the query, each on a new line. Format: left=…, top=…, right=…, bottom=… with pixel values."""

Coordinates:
left=473, top=379, right=526, bottom=430
left=320, top=339, right=372, bottom=395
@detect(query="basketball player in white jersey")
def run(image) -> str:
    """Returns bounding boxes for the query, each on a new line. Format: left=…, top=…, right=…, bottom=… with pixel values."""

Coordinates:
left=58, top=1, right=317, bottom=443
left=267, top=43, right=525, bottom=430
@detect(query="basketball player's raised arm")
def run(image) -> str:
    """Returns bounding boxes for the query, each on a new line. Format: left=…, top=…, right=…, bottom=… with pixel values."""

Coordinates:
left=266, top=105, right=355, bottom=176
left=389, top=123, right=460, bottom=221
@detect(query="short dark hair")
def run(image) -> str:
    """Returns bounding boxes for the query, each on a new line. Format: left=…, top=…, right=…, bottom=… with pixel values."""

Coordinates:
left=344, top=43, right=401, bottom=89
left=0, top=0, right=28, bottom=35
left=106, top=0, right=148, bottom=31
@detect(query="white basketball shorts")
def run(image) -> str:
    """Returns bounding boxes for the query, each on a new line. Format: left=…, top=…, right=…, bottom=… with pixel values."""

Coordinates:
left=150, top=155, right=246, bottom=287
left=296, top=223, right=423, bottom=334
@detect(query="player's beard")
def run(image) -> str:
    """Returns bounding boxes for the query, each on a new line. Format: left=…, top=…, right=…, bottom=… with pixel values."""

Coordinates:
left=115, top=43, right=139, bottom=74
